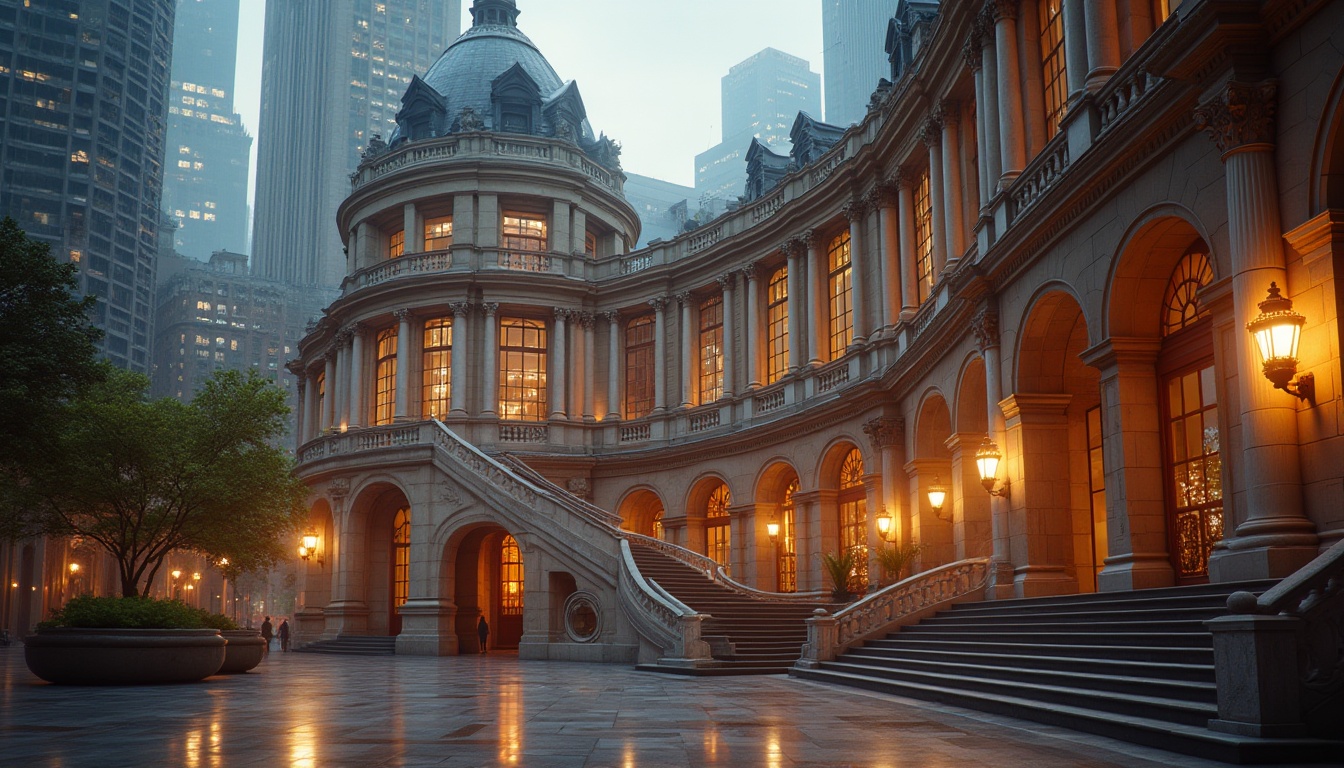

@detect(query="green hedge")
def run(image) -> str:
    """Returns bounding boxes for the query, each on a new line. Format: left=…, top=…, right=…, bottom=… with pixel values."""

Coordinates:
left=39, top=595, right=239, bottom=631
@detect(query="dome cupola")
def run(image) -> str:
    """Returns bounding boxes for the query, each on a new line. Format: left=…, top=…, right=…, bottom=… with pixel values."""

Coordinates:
left=469, top=0, right=520, bottom=28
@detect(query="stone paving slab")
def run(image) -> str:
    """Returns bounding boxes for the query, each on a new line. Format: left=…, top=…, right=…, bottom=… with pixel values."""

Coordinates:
left=0, top=646, right=1324, bottom=767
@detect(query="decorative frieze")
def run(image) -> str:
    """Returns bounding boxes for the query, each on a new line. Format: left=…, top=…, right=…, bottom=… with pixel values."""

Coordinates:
left=1194, top=81, right=1277, bottom=156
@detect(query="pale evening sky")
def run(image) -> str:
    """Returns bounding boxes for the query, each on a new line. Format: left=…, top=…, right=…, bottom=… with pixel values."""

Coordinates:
left=233, top=0, right=827, bottom=200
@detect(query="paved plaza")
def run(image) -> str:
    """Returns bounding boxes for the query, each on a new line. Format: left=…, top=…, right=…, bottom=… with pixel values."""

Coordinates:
left=0, top=644, right=1327, bottom=768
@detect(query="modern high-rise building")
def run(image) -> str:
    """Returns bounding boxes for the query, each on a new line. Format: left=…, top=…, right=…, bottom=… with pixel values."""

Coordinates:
left=162, top=0, right=252, bottom=261
left=0, top=0, right=176, bottom=374
left=821, top=0, right=902, bottom=127
left=694, top=47, right=820, bottom=204
left=250, top=0, right=462, bottom=289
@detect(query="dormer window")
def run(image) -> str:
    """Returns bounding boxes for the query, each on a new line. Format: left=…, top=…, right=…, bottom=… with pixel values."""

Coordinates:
left=491, top=63, right=541, bottom=136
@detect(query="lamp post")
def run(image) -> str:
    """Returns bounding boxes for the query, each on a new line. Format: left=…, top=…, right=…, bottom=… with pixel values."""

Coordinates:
left=192, top=572, right=201, bottom=607
left=1246, top=282, right=1313, bottom=402
left=170, top=569, right=182, bottom=600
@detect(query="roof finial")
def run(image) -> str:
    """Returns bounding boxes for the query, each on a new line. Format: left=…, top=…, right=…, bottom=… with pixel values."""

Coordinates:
left=469, top=0, right=519, bottom=28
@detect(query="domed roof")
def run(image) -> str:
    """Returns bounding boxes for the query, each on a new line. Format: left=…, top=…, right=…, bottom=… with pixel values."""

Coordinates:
left=420, top=23, right=565, bottom=125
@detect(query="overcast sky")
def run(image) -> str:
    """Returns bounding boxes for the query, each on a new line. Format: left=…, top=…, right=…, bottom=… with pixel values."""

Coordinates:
left=234, top=0, right=825, bottom=198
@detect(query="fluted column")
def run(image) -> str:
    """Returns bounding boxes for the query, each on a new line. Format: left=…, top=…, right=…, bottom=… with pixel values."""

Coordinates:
left=393, top=309, right=412, bottom=421
left=1194, top=82, right=1317, bottom=578
left=294, top=375, right=307, bottom=444
left=842, top=199, right=869, bottom=346
left=480, top=303, right=498, bottom=417
left=580, top=312, right=596, bottom=421
left=718, top=274, right=736, bottom=396
left=783, top=239, right=806, bottom=371
left=806, top=231, right=826, bottom=365
left=742, top=264, right=762, bottom=388
left=651, top=297, right=669, bottom=412
left=678, top=293, right=695, bottom=407
left=335, top=332, right=350, bottom=430
left=1083, top=0, right=1121, bottom=90
left=347, top=324, right=366, bottom=428
left=897, top=170, right=920, bottom=316
left=551, top=308, right=569, bottom=420
left=1062, top=0, right=1089, bottom=100
left=973, top=309, right=1014, bottom=599
left=605, top=311, right=621, bottom=419
left=963, top=32, right=991, bottom=209
left=322, top=349, right=337, bottom=432
left=877, top=182, right=901, bottom=333
left=940, top=100, right=967, bottom=262
left=979, top=12, right=1003, bottom=190
left=449, top=302, right=471, bottom=416
left=923, top=115, right=948, bottom=281
left=993, top=0, right=1027, bottom=182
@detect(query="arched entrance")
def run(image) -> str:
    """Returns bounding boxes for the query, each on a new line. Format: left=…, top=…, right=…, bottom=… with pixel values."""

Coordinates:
left=755, top=462, right=801, bottom=592
left=449, top=525, right=525, bottom=652
left=617, top=489, right=665, bottom=539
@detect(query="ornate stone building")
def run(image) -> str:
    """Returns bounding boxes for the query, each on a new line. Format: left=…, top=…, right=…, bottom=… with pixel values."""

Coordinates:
left=289, top=0, right=1342, bottom=720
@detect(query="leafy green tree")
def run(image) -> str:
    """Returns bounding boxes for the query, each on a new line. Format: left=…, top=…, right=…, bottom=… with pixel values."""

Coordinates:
left=9, top=368, right=309, bottom=596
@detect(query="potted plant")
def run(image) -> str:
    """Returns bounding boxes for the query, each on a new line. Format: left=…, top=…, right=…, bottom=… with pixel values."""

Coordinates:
left=874, top=541, right=926, bottom=587
left=23, top=595, right=237, bottom=685
left=821, top=550, right=859, bottom=602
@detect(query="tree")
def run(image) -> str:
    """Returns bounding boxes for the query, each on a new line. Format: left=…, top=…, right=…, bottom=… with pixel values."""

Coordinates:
left=9, top=368, right=309, bottom=596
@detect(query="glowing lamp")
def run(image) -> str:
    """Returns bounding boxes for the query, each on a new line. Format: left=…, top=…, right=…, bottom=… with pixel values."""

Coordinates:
left=975, top=437, right=1010, bottom=498
left=875, top=508, right=894, bottom=541
left=766, top=520, right=780, bottom=540
left=68, top=563, right=81, bottom=574
left=171, top=569, right=182, bottom=580
left=927, top=477, right=948, bottom=519
left=1246, top=283, right=1313, bottom=402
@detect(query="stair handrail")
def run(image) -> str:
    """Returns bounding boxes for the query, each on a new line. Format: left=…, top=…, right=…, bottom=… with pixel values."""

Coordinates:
left=430, top=421, right=547, bottom=506
left=1226, top=539, right=1344, bottom=618
left=795, top=557, right=991, bottom=668
left=710, top=564, right=832, bottom=603
left=623, top=532, right=829, bottom=603
left=617, top=539, right=713, bottom=664
left=494, top=451, right=624, bottom=528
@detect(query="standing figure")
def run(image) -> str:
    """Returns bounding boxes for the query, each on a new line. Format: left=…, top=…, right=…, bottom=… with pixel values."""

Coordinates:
left=260, top=615, right=274, bottom=655
left=278, top=619, right=291, bottom=652
left=477, top=615, right=489, bottom=654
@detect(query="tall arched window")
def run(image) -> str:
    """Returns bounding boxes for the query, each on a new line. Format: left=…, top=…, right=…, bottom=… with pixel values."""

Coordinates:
left=838, top=449, right=868, bottom=590
left=373, top=327, right=397, bottom=426
left=500, top=534, right=523, bottom=616
left=1159, top=243, right=1220, bottom=582
left=706, top=483, right=731, bottom=572
left=624, top=315, right=655, bottom=418
left=315, top=371, right=325, bottom=430
left=699, top=294, right=724, bottom=403
left=392, top=507, right=410, bottom=622
left=1038, top=0, right=1067, bottom=138
left=827, top=233, right=853, bottom=360
left=388, top=229, right=405, bottom=259
left=423, top=216, right=453, bottom=250
left=914, top=169, right=934, bottom=302
left=422, top=317, right=452, bottom=419
left=499, top=318, right=548, bottom=421
left=652, top=509, right=665, bottom=541
left=777, top=478, right=798, bottom=593
left=766, top=266, right=789, bottom=384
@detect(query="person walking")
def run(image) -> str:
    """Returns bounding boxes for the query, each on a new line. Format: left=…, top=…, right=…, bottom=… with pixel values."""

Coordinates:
left=476, top=615, right=489, bottom=654
left=260, top=616, right=274, bottom=656
left=277, top=619, right=291, bottom=652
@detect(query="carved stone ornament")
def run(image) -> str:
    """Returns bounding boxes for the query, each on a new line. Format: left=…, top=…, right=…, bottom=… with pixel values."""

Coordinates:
left=919, top=114, right=943, bottom=146
left=863, top=417, right=905, bottom=450
left=603, top=310, right=621, bottom=323
left=962, top=31, right=984, bottom=71
left=566, top=477, right=591, bottom=500
left=449, top=301, right=472, bottom=317
left=437, top=480, right=464, bottom=509
left=991, top=0, right=1019, bottom=22
left=648, top=296, right=669, bottom=312
left=841, top=198, right=871, bottom=222
left=577, top=311, right=596, bottom=330
left=1194, top=81, right=1277, bottom=156
left=481, top=301, right=500, bottom=315
left=554, top=307, right=572, bottom=322
left=328, top=477, right=351, bottom=499
left=971, top=310, right=1001, bottom=350
left=738, top=262, right=761, bottom=282
left=716, top=272, right=736, bottom=291
left=457, top=106, right=485, bottom=132
left=675, top=291, right=694, bottom=305
left=393, top=308, right=412, bottom=323
left=780, top=237, right=807, bottom=259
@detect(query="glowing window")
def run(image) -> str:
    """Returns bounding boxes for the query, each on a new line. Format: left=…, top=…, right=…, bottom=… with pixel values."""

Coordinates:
left=706, top=484, right=732, bottom=572
left=838, top=449, right=868, bottom=590
left=498, top=318, right=547, bottom=421
left=1039, top=1, right=1068, bottom=138
left=423, top=216, right=452, bottom=250
left=500, top=534, right=523, bottom=615
left=373, top=327, right=397, bottom=426
left=502, top=212, right=547, bottom=252
left=1161, top=244, right=1214, bottom=337
left=388, top=229, right=404, bottom=258
left=827, top=233, right=853, bottom=360
left=698, top=294, right=724, bottom=404
left=421, top=318, right=452, bottom=419
left=777, top=478, right=798, bottom=593
left=767, top=266, right=789, bottom=384
left=914, top=170, right=934, bottom=302
left=624, top=315, right=655, bottom=419
left=392, top=508, right=410, bottom=608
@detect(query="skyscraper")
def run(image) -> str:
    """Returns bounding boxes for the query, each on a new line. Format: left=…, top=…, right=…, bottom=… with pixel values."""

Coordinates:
left=162, top=0, right=252, bottom=261
left=821, top=0, right=902, bottom=127
left=694, top=48, right=820, bottom=204
left=250, top=0, right=461, bottom=289
left=0, top=0, right=176, bottom=374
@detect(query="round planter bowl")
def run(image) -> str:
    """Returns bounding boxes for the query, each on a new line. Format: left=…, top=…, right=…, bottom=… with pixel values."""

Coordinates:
left=24, top=628, right=226, bottom=685
left=218, top=629, right=266, bottom=674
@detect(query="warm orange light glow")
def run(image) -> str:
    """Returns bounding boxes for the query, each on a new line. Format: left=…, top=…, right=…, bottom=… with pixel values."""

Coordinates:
left=68, top=563, right=81, bottom=574
left=1247, top=282, right=1313, bottom=401
left=766, top=520, right=781, bottom=539
left=192, top=572, right=201, bottom=581
left=975, top=437, right=1011, bottom=498
left=927, top=477, right=947, bottom=512
left=302, top=531, right=319, bottom=552
left=171, top=569, right=182, bottom=580
left=876, top=509, right=893, bottom=540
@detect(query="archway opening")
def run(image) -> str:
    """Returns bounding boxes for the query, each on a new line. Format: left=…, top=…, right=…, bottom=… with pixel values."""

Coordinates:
left=450, top=524, right=524, bottom=652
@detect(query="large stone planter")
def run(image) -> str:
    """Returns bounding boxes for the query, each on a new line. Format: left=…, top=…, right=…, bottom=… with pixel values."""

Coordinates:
left=24, top=628, right=226, bottom=685
left=218, top=629, right=265, bottom=674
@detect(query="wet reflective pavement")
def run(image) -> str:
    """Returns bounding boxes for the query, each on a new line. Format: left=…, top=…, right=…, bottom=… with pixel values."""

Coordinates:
left=0, top=645, right=1313, bottom=767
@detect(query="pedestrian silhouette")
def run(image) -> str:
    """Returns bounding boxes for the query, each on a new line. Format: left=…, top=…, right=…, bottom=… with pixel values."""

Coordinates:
left=260, top=616, right=274, bottom=656
left=278, top=619, right=291, bottom=652
left=477, top=615, right=489, bottom=654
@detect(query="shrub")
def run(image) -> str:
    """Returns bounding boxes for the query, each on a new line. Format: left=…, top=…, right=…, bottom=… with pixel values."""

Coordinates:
left=820, top=550, right=858, bottom=597
left=39, top=595, right=238, bottom=631
left=875, top=541, right=927, bottom=584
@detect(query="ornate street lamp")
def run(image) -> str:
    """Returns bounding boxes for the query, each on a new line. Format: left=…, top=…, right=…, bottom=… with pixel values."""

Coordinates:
left=1246, top=282, right=1313, bottom=402
left=766, top=518, right=780, bottom=541
left=975, top=437, right=1011, bottom=498
left=927, top=477, right=949, bottom=521
left=875, top=507, right=895, bottom=542
left=299, top=530, right=323, bottom=565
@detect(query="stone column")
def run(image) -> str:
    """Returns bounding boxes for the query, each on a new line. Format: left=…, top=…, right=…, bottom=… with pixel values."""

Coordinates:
left=1000, top=393, right=1078, bottom=597
left=1083, top=0, right=1122, bottom=90
left=393, top=309, right=412, bottom=421
left=806, top=231, right=827, bottom=365
left=993, top=0, right=1028, bottom=183
left=322, top=349, right=337, bottom=432
left=742, top=263, right=762, bottom=387
left=864, top=417, right=906, bottom=581
left=718, top=273, right=736, bottom=396
left=973, top=309, right=1014, bottom=598
left=551, top=308, right=568, bottom=420
left=403, top=203, right=419, bottom=253
left=480, top=303, right=499, bottom=417
left=347, top=324, right=366, bottom=428
left=294, top=375, right=307, bottom=444
left=963, top=32, right=991, bottom=209
left=605, top=311, right=621, bottom=419
left=1017, top=0, right=1047, bottom=155
left=897, top=170, right=920, bottom=317
left=449, top=302, right=471, bottom=416
left=678, top=293, right=695, bottom=407
left=305, top=368, right=321, bottom=440
left=335, top=332, right=350, bottom=430
left=580, top=312, right=596, bottom=421
left=842, top=199, right=869, bottom=346
left=1062, top=0, right=1089, bottom=100
left=651, top=296, right=669, bottom=412
left=877, top=181, right=902, bottom=334
left=1195, top=81, right=1318, bottom=579
left=784, top=239, right=807, bottom=371
left=978, top=12, right=1004, bottom=190
left=904, top=458, right=955, bottom=568
left=922, top=115, right=948, bottom=281
left=940, top=100, right=967, bottom=263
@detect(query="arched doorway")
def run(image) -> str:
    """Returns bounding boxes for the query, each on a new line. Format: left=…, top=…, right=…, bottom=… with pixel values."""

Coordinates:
left=912, top=394, right=954, bottom=568
left=837, top=448, right=868, bottom=591
left=617, top=489, right=665, bottom=539
left=449, top=525, right=525, bottom=652
left=755, top=462, right=801, bottom=593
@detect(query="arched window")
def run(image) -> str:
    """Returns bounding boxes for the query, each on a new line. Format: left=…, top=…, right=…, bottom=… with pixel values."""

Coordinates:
left=499, top=317, right=548, bottom=421
left=421, top=317, right=452, bottom=419
left=315, top=371, right=326, bottom=430
left=777, top=478, right=798, bottom=593
left=373, top=327, right=397, bottom=426
left=1038, top=0, right=1067, bottom=138
left=827, top=233, right=853, bottom=360
left=392, top=507, right=410, bottom=612
left=1159, top=243, right=1221, bottom=582
left=706, top=484, right=731, bottom=572
left=838, top=449, right=868, bottom=590
left=766, top=266, right=789, bottom=384
left=500, top=534, right=523, bottom=616
left=914, top=169, right=934, bottom=302
left=423, top=216, right=453, bottom=251
left=388, top=229, right=405, bottom=259
left=699, top=294, right=724, bottom=403
left=652, top=509, right=664, bottom=541
left=624, top=315, right=655, bottom=418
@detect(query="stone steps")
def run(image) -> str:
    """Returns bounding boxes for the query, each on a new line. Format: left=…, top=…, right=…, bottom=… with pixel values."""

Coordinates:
left=296, top=635, right=396, bottom=656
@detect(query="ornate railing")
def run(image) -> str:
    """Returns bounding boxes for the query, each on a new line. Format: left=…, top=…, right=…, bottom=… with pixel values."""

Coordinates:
left=1010, top=131, right=1070, bottom=217
left=754, top=386, right=786, bottom=414
left=355, top=139, right=460, bottom=187
left=429, top=421, right=541, bottom=507
left=493, top=451, right=623, bottom=528
left=619, top=423, right=651, bottom=442
left=617, top=540, right=712, bottom=665
left=750, top=192, right=784, bottom=223
left=297, top=424, right=424, bottom=463
left=1094, top=17, right=1173, bottom=137
left=689, top=410, right=720, bottom=432
left=796, top=558, right=991, bottom=668
left=498, top=423, right=548, bottom=443
left=346, top=249, right=452, bottom=292
left=500, top=249, right=551, bottom=272
left=621, top=254, right=653, bottom=274
left=687, top=226, right=723, bottom=254
left=817, top=363, right=850, bottom=393
left=623, top=533, right=827, bottom=604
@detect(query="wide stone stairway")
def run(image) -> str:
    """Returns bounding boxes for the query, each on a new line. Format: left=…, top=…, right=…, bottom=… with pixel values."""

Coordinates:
left=296, top=636, right=397, bottom=656
left=790, top=580, right=1343, bottom=763
left=630, top=545, right=820, bottom=675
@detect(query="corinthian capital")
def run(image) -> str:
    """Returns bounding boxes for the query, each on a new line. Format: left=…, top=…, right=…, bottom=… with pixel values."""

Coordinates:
left=863, top=417, right=905, bottom=450
left=991, top=0, right=1019, bottom=21
left=971, top=309, right=1000, bottom=350
left=841, top=197, right=871, bottom=222
left=1193, top=80, right=1277, bottom=156
left=648, top=295, right=670, bottom=312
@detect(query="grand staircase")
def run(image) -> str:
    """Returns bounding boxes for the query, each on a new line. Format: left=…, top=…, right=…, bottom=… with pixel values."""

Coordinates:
left=791, top=580, right=1342, bottom=763
left=629, top=545, right=822, bottom=675
left=296, top=636, right=397, bottom=656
